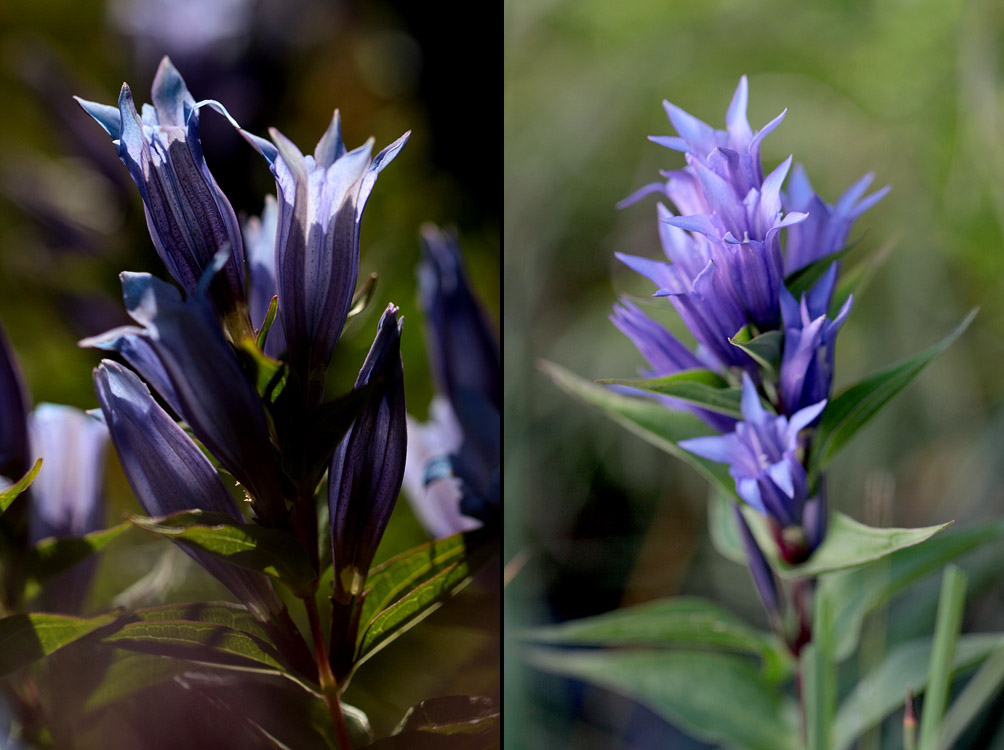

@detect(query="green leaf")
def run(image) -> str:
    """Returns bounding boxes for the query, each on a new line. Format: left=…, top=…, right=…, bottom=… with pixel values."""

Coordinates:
left=784, top=246, right=853, bottom=299
left=939, top=637, right=1004, bottom=749
left=729, top=328, right=784, bottom=374
left=25, top=520, right=133, bottom=594
left=348, top=273, right=378, bottom=319
left=812, top=310, right=976, bottom=470
left=823, top=520, right=1004, bottom=660
left=256, top=295, right=279, bottom=350
left=710, top=496, right=952, bottom=579
left=103, top=619, right=286, bottom=671
left=130, top=510, right=316, bottom=596
left=82, top=649, right=192, bottom=712
left=0, top=611, right=119, bottom=676
left=918, top=566, right=968, bottom=750
left=239, top=335, right=289, bottom=403
left=804, top=591, right=836, bottom=750
left=834, top=634, right=1001, bottom=750
left=597, top=369, right=742, bottom=418
left=522, top=596, right=792, bottom=681
left=539, top=360, right=735, bottom=498
left=0, top=457, right=42, bottom=515
left=526, top=647, right=798, bottom=750
left=131, top=601, right=271, bottom=642
left=360, top=532, right=469, bottom=629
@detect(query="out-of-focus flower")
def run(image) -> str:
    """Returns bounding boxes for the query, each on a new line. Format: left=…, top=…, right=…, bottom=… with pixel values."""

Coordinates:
left=242, top=112, right=409, bottom=404
left=28, top=404, right=109, bottom=613
left=243, top=195, right=286, bottom=358
left=779, top=265, right=852, bottom=415
left=680, top=374, right=825, bottom=561
left=403, top=227, right=500, bottom=538
left=732, top=500, right=780, bottom=625
left=783, top=165, right=890, bottom=275
left=328, top=305, right=406, bottom=605
left=75, top=57, right=253, bottom=341
left=82, top=272, right=285, bottom=523
left=0, top=322, right=30, bottom=485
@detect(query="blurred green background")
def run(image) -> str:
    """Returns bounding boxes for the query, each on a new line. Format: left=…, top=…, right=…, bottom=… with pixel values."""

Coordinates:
left=505, top=0, right=1004, bottom=746
left=0, top=0, right=499, bottom=744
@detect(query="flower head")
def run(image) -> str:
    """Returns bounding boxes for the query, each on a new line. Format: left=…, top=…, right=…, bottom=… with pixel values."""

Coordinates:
left=75, top=56, right=252, bottom=340
left=680, top=374, right=825, bottom=557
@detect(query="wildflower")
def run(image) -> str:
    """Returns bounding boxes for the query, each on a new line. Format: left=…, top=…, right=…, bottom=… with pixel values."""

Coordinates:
left=328, top=305, right=406, bottom=604
left=242, top=112, right=409, bottom=405
left=680, top=374, right=825, bottom=561
left=75, top=56, right=253, bottom=341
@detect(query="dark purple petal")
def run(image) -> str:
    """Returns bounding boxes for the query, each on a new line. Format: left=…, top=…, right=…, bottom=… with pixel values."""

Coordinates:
left=0, top=321, right=30, bottom=482
left=732, top=500, right=780, bottom=622
left=328, top=305, right=406, bottom=604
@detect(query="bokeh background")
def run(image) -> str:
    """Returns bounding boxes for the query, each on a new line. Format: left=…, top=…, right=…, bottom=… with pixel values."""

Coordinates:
left=505, top=0, right=1004, bottom=747
left=0, top=0, right=499, bottom=745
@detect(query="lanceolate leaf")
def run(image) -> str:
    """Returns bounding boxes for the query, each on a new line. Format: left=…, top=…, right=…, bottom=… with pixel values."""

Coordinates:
left=25, top=521, right=133, bottom=591
left=526, top=647, right=798, bottom=750
left=0, top=611, right=119, bottom=677
left=812, top=310, right=976, bottom=470
left=360, top=532, right=468, bottom=628
left=709, top=494, right=952, bottom=579
left=523, top=596, right=792, bottom=681
left=729, top=329, right=784, bottom=374
left=540, top=360, right=735, bottom=498
left=598, top=370, right=742, bottom=419
left=131, top=601, right=272, bottom=642
left=834, top=634, right=1001, bottom=750
left=784, top=246, right=853, bottom=299
left=130, top=510, right=315, bottom=595
left=0, top=457, right=42, bottom=515
left=103, top=619, right=285, bottom=671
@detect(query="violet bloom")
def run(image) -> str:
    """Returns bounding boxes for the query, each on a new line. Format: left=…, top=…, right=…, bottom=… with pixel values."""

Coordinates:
left=680, top=374, right=826, bottom=561
left=0, top=322, right=30, bottom=484
left=783, top=164, right=890, bottom=275
left=244, top=195, right=286, bottom=358
left=329, top=305, right=406, bottom=604
left=779, top=265, right=852, bottom=415
left=94, top=361, right=314, bottom=675
left=28, top=405, right=109, bottom=613
left=81, top=272, right=286, bottom=523
left=75, top=56, right=252, bottom=340
left=242, top=112, right=409, bottom=404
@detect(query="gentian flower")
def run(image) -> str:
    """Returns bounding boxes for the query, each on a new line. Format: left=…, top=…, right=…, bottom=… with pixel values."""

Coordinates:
left=680, top=374, right=826, bottom=562
left=403, top=227, right=500, bottom=537
left=328, top=304, right=406, bottom=605
left=93, top=360, right=313, bottom=675
left=82, top=272, right=286, bottom=523
left=779, top=265, right=852, bottom=415
left=241, top=113, right=409, bottom=405
left=28, top=404, right=109, bottom=613
left=244, top=195, right=286, bottom=358
left=75, top=56, right=253, bottom=341
left=783, top=164, right=890, bottom=275
left=0, top=322, right=30, bottom=485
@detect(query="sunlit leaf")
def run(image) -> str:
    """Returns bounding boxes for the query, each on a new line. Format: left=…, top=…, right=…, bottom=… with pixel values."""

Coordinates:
left=25, top=521, right=133, bottom=594
left=0, top=458, right=42, bottom=515
left=0, top=611, right=119, bottom=677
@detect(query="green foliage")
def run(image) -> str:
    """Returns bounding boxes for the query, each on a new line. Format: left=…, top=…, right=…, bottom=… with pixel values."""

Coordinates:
left=540, top=360, right=735, bottom=497
left=804, top=591, right=836, bottom=750
left=522, top=596, right=792, bottom=681
left=811, top=310, right=976, bottom=471
left=918, top=566, right=968, bottom=750
left=729, top=328, right=784, bottom=374
left=256, top=295, right=279, bottom=351
left=709, top=491, right=952, bottom=578
left=784, top=247, right=853, bottom=300
left=597, top=369, right=743, bottom=418
left=939, top=637, right=1004, bottom=749
left=526, top=647, right=798, bottom=750
left=0, top=611, right=118, bottom=677
left=0, top=458, right=42, bottom=515
left=130, top=510, right=316, bottom=596
left=24, top=521, right=133, bottom=599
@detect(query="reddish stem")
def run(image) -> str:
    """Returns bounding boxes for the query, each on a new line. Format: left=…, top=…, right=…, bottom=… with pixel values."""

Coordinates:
left=304, top=595, right=353, bottom=750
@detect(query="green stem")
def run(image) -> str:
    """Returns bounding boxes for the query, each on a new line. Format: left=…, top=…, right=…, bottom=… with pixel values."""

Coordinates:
left=303, top=595, right=353, bottom=749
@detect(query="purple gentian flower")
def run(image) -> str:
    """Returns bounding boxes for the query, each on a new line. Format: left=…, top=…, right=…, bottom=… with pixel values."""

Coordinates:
left=93, top=361, right=313, bottom=674
left=82, top=272, right=286, bottom=523
left=75, top=56, right=253, bottom=341
left=779, top=265, right=853, bottom=415
left=28, top=404, right=109, bottom=613
left=242, top=112, right=409, bottom=404
left=680, top=374, right=826, bottom=560
left=243, top=195, right=286, bottom=358
left=328, top=304, right=406, bottom=604
left=0, top=321, right=30, bottom=484
left=783, top=164, right=890, bottom=275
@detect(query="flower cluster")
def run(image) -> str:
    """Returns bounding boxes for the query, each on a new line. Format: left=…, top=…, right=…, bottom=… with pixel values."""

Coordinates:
left=615, top=77, right=887, bottom=596
left=76, top=57, right=410, bottom=682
